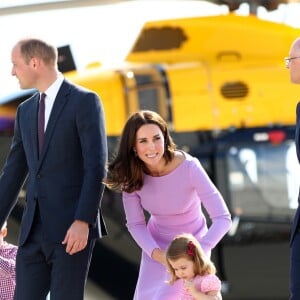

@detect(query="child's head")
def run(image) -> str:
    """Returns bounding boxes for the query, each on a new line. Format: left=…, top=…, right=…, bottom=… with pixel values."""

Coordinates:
left=0, top=221, right=7, bottom=244
left=166, top=233, right=216, bottom=284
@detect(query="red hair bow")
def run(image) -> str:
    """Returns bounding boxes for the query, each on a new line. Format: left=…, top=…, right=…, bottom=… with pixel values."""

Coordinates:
left=186, top=241, right=195, bottom=257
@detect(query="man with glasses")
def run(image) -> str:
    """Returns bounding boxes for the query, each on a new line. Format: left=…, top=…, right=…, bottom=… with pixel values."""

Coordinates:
left=285, top=56, right=300, bottom=68
left=287, top=37, right=300, bottom=300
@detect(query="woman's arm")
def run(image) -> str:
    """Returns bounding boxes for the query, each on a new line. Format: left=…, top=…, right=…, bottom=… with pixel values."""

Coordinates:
left=190, top=158, right=232, bottom=253
left=123, top=192, right=161, bottom=259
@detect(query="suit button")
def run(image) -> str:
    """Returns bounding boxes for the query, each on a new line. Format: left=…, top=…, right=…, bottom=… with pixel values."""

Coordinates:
left=37, top=174, right=41, bottom=179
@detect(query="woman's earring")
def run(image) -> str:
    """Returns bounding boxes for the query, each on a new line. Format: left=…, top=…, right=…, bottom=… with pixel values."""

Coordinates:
left=133, top=148, right=137, bottom=157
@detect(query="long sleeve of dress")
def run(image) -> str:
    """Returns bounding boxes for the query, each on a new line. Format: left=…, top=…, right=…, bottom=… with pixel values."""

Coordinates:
left=189, top=157, right=232, bottom=253
left=123, top=192, right=159, bottom=258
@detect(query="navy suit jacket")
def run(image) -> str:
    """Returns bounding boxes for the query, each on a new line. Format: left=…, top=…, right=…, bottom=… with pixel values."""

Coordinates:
left=291, top=102, right=300, bottom=245
left=0, top=79, right=107, bottom=245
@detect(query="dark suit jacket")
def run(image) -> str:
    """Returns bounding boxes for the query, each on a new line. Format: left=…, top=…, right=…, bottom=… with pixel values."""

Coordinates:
left=0, top=79, right=107, bottom=245
left=291, top=102, right=300, bottom=245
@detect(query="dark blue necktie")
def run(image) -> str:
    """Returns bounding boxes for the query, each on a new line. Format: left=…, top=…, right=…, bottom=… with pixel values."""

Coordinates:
left=38, top=93, right=46, bottom=156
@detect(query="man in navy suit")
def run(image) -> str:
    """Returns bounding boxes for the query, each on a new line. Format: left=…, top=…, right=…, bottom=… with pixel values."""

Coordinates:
left=287, top=37, right=300, bottom=300
left=0, top=38, right=107, bottom=299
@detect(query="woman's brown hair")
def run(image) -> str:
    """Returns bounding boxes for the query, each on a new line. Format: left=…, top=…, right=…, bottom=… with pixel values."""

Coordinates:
left=105, top=110, right=176, bottom=193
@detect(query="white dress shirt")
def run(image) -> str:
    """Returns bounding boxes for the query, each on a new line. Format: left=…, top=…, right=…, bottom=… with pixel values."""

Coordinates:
left=40, top=73, right=64, bottom=131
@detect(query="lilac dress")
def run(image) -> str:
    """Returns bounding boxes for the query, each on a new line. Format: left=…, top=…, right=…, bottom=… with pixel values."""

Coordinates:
left=123, top=152, right=231, bottom=300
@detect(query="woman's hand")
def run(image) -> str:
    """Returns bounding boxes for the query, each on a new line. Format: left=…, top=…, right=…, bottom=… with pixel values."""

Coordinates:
left=151, top=248, right=166, bottom=265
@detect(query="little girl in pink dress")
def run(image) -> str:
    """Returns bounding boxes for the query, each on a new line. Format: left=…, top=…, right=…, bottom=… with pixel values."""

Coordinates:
left=166, top=233, right=222, bottom=300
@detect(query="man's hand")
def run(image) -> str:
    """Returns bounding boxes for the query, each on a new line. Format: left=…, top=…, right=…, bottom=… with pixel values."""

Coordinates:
left=62, top=220, right=89, bottom=255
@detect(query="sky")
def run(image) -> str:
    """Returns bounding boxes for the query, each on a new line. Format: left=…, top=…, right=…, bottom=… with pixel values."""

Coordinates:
left=1, top=0, right=300, bottom=97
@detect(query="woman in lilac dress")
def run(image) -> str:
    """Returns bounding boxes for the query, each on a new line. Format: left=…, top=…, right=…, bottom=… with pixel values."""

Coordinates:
left=106, top=110, right=232, bottom=300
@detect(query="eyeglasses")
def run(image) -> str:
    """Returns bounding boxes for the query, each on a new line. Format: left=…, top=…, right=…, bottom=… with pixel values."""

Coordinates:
left=284, top=56, right=300, bottom=67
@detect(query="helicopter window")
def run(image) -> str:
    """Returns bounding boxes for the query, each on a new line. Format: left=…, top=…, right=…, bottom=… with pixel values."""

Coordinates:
left=132, top=26, right=187, bottom=52
left=135, top=75, right=161, bottom=112
left=227, top=140, right=299, bottom=220
left=121, top=69, right=170, bottom=122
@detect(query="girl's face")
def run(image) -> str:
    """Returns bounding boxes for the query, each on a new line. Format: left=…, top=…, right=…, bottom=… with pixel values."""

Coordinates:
left=135, top=124, right=165, bottom=168
left=169, top=257, right=195, bottom=280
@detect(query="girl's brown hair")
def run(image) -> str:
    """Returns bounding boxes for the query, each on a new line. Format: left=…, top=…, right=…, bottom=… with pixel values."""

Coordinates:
left=105, top=110, right=176, bottom=193
left=166, top=233, right=216, bottom=284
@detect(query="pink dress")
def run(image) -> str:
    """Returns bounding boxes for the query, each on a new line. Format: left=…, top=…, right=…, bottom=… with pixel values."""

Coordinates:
left=181, top=274, right=221, bottom=299
left=0, top=241, right=18, bottom=300
left=122, top=152, right=231, bottom=300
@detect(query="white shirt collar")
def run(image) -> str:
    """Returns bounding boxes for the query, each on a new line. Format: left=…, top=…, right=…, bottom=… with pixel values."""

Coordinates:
left=41, top=73, right=64, bottom=129
left=44, top=72, right=64, bottom=100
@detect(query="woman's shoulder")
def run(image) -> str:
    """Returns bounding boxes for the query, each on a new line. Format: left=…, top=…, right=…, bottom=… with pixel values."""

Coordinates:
left=177, top=150, right=193, bottom=161
left=177, top=151, right=200, bottom=168
left=168, top=150, right=195, bottom=173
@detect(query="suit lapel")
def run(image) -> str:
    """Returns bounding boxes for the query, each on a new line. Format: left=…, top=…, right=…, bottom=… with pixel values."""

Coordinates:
left=38, top=81, right=70, bottom=167
left=296, top=102, right=300, bottom=162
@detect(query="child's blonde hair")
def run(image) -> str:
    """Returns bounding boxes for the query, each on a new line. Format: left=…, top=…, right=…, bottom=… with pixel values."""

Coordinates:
left=166, top=233, right=216, bottom=284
